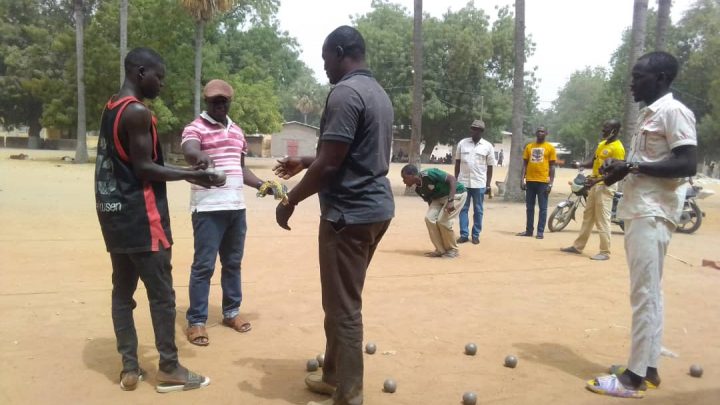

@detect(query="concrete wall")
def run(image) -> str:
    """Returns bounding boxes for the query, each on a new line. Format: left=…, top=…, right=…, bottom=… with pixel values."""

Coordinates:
left=270, top=123, right=318, bottom=157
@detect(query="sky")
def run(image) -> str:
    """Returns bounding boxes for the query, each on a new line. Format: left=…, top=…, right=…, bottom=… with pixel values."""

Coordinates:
left=277, top=0, right=695, bottom=110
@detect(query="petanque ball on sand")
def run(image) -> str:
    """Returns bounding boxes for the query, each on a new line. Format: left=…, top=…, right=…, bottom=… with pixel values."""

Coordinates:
left=464, top=343, right=477, bottom=356
left=365, top=342, right=377, bottom=355
left=462, top=391, right=477, bottom=405
left=383, top=379, right=397, bottom=393
left=316, top=353, right=325, bottom=368
left=504, top=355, right=518, bottom=368
left=306, top=359, right=319, bottom=372
left=689, top=364, right=703, bottom=378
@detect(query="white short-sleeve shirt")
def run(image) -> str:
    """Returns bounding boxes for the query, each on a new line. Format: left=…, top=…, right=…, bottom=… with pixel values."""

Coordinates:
left=455, top=137, right=496, bottom=188
left=617, top=93, right=697, bottom=224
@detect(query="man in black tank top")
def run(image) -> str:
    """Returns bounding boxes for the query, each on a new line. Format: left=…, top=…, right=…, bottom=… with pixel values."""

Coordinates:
left=95, top=47, right=222, bottom=393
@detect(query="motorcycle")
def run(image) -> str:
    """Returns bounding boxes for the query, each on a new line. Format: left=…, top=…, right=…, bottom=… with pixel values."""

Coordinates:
left=610, top=182, right=713, bottom=234
left=547, top=170, right=588, bottom=232
left=550, top=171, right=713, bottom=234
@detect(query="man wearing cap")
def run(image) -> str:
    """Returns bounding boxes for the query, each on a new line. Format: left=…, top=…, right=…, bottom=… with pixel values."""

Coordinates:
left=181, top=79, right=270, bottom=346
left=517, top=127, right=556, bottom=239
left=454, top=119, right=496, bottom=244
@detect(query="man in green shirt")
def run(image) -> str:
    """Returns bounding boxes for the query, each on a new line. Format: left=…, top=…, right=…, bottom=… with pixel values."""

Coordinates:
left=401, top=164, right=468, bottom=258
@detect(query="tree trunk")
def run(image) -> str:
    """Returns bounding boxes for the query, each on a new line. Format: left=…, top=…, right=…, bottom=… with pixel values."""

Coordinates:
left=74, top=0, right=88, bottom=163
left=27, top=113, right=42, bottom=149
left=622, top=0, right=648, bottom=143
left=119, top=0, right=128, bottom=85
left=504, top=0, right=526, bottom=202
left=407, top=0, right=423, bottom=195
left=193, top=19, right=205, bottom=116
left=655, top=0, right=671, bottom=51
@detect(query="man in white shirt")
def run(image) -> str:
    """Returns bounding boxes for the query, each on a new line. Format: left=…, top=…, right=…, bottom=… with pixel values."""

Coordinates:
left=454, top=119, right=496, bottom=244
left=586, top=52, right=697, bottom=399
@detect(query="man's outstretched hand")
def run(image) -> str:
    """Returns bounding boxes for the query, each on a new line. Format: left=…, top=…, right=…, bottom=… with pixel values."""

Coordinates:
left=273, top=157, right=304, bottom=180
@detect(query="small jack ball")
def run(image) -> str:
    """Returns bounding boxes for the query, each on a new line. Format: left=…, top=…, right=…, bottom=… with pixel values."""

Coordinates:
left=462, top=391, right=477, bottom=405
left=316, top=353, right=325, bottom=367
left=383, top=379, right=397, bottom=393
left=689, top=364, right=703, bottom=378
left=504, top=355, right=518, bottom=368
left=306, top=359, right=319, bottom=372
left=366, top=342, right=377, bottom=355
left=465, top=343, right=477, bottom=356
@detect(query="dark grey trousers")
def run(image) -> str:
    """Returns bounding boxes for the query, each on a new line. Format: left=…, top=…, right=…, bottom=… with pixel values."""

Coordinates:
left=318, top=219, right=391, bottom=405
left=110, top=246, right=179, bottom=373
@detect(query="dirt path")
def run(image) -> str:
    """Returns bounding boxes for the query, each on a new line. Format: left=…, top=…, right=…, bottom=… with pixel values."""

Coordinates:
left=1, top=150, right=719, bottom=404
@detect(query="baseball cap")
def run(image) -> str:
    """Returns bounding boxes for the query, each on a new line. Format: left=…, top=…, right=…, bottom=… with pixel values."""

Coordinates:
left=203, top=79, right=234, bottom=99
left=470, top=119, right=485, bottom=129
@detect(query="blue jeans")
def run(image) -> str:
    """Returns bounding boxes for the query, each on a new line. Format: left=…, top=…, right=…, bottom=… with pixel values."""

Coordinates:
left=459, top=187, right=485, bottom=239
left=525, top=181, right=549, bottom=235
left=187, top=209, right=246, bottom=325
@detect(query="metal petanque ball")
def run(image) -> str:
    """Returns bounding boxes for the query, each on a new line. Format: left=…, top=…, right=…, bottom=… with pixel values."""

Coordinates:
left=504, top=355, right=518, bottom=368
left=462, top=391, right=477, bottom=405
left=316, top=353, right=325, bottom=368
left=306, top=359, right=319, bottom=372
left=464, top=343, right=477, bottom=356
left=383, top=379, right=397, bottom=393
left=206, top=168, right=226, bottom=184
left=690, top=364, right=703, bottom=378
left=365, top=342, right=377, bottom=355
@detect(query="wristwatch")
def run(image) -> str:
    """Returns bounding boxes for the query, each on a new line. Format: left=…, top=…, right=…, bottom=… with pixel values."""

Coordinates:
left=281, top=195, right=296, bottom=207
left=627, top=162, right=641, bottom=174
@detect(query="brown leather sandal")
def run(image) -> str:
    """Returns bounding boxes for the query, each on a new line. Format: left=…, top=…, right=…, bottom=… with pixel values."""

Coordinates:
left=222, top=316, right=252, bottom=333
left=186, top=325, right=209, bottom=346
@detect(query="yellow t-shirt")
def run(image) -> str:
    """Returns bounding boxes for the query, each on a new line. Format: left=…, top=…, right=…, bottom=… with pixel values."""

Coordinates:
left=523, top=142, right=557, bottom=183
left=591, top=139, right=626, bottom=177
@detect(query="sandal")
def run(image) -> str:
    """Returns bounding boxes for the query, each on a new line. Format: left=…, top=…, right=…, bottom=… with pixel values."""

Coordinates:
left=156, top=367, right=210, bottom=393
left=186, top=325, right=209, bottom=346
left=586, top=374, right=645, bottom=398
left=424, top=251, right=444, bottom=257
left=222, top=315, right=252, bottom=333
left=609, top=365, right=659, bottom=389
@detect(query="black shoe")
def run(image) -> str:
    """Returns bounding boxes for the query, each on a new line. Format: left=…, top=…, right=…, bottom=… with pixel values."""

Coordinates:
left=457, top=236, right=469, bottom=244
left=472, top=237, right=480, bottom=245
left=536, top=233, right=544, bottom=239
left=516, top=232, right=532, bottom=237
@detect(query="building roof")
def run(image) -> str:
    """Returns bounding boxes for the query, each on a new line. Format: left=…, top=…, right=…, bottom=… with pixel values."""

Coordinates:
left=283, top=121, right=319, bottom=130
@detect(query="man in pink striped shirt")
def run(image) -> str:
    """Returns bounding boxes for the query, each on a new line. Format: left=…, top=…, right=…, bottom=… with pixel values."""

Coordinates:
left=181, top=79, right=268, bottom=346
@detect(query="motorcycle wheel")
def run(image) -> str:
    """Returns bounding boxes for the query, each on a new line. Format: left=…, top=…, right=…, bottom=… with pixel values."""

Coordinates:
left=549, top=204, right=573, bottom=232
left=676, top=201, right=702, bottom=234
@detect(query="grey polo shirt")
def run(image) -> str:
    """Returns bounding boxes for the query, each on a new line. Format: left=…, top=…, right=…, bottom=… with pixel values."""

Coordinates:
left=318, top=69, right=395, bottom=224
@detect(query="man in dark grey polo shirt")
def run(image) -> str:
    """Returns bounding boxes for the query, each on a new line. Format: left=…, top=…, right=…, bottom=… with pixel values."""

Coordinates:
left=274, top=25, right=394, bottom=405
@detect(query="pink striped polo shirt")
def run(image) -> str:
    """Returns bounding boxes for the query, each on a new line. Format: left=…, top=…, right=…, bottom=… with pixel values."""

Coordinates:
left=181, top=112, right=248, bottom=212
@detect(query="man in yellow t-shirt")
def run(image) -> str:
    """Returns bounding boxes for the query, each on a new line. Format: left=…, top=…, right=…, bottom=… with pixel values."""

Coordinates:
left=517, top=127, right=557, bottom=239
left=561, top=120, right=625, bottom=260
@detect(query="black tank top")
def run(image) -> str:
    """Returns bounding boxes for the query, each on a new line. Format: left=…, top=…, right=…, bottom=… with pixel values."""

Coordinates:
left=95, top=96, right=173, bottom=253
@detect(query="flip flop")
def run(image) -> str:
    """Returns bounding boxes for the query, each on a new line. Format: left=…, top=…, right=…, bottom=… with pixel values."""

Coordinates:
left=586, top=374, right=645, bottom=398
left=424, top=251, right=444, bottom=257
left=156, top=370, right=210, bottom=393
left=610, top=365, right=659, bottom=389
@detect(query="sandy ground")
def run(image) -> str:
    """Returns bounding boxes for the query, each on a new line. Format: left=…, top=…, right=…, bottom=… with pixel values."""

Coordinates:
left=1, top=148, right=720, bottom=405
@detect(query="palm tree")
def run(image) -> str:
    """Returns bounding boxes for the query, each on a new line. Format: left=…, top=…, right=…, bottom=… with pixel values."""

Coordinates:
left=504, top=0, right=526, bottom=202
left=295, top=95, right=314, bottom=124
left=656, top=0, right=671, bottom=51
left=74, top=0, right=88, bottom=163
left=120, top=0, right=128, bottom=85
left=180, top=0, right=236, bottom=116
left=409, top=0, right=423, bottom=168
left=621, top=0, right=648, bottom=142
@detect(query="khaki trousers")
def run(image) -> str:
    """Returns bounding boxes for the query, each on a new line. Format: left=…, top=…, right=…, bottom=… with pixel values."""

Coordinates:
left=625, top=216, right=673, bottom=377
left=573, top=183, right=615, bottom=254
left=425, top=192, right=467, bottom=253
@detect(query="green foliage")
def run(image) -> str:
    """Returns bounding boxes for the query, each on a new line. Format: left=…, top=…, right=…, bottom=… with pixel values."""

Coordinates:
left=354, top=1, right=538, bottom=151
left=546, top=1, right=720, bottom=161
